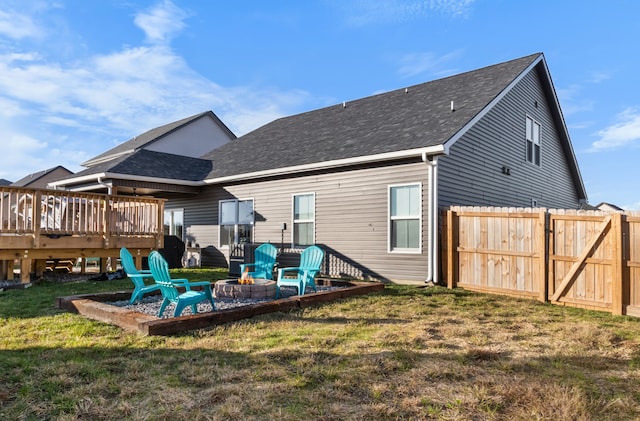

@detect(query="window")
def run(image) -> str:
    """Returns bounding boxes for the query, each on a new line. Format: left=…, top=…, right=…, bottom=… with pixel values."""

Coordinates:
left=293, top=193, right=315, bottom=247
left=389, top=184, right=421, bottom=252
left=219, top=199, right=254, bottom=247
left=526, top=115, right=541, bottom=166
left=164, top=209, right=184, bottom=240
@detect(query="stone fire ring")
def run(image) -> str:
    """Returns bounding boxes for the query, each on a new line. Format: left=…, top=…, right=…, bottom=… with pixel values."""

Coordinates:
left=214, top=278, right=276, bottom=299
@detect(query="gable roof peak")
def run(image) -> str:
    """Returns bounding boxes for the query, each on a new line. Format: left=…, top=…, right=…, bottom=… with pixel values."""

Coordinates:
left=203, top=53, right=545, bottom=181
left=82, top=110, right=235, bottom=167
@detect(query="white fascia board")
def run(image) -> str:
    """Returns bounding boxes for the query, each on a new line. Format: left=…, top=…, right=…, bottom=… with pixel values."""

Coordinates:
left=204, top=145, right=446, bottom=184
left=48, top=172, right=109, bottom=188
left=443, top=55, right=544, bottom=152
left=49, top=172, right=203, bottom=189
left=81, top=150, right=135, bottom=167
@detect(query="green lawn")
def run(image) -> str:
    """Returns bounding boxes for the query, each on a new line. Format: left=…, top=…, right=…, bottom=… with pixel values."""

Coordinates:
left=1, top=269, right=639, bottom=420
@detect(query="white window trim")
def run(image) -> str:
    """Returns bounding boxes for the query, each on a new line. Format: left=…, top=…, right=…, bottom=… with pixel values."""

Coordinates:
left=218, top=198, right=254, bottom=248
left=292, top=192, right=316, bottom=248
left=164, top=208, right=184, bottom=240
left=388, top=182, right=422, bottom=254
left=525, top=114, right=541, bottom=166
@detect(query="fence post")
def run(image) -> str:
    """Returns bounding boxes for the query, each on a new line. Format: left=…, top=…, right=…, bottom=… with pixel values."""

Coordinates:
left=446, top=209, right=458, bottom=289
left=611, top=212, right=624, bottom=315
left=537, top=209, right=548, bottom=302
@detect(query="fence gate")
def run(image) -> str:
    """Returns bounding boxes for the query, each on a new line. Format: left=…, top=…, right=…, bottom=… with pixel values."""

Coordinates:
left=548, top=210, right=623, bottom=314
left=626, top=214, right=640, bottom=317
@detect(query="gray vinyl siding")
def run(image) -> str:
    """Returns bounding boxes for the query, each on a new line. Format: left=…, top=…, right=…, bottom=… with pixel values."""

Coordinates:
left=438, top=69, right=581, bottom=209
left=170, top=161, right=431, bottom=283
left=163, top=189, right=227, bottom=268
left=222, top=161, right=431, bottom=283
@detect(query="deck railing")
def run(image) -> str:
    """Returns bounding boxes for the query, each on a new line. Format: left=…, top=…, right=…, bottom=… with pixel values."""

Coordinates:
left=0, top=186, right=164, bottom=244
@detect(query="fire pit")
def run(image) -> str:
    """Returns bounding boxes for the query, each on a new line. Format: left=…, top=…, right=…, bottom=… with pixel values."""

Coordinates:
left=214, top=278, right=277, bottom=299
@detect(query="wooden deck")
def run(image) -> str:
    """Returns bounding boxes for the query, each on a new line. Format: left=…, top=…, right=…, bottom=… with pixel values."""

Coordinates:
left=0, top=186, right=165, bottom=282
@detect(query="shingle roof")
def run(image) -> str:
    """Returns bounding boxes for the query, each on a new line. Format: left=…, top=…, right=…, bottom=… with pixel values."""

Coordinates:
left=0, top=178, right=11, bottom=186
left=53, top=53, right=585, bottom=201
left=82, top=111, right=235, bottom=166
left=203, top=53, right=543, bottom=179
left=69, top=149, right=212, bottom=182
left=11, top=166, right=73, bottom=187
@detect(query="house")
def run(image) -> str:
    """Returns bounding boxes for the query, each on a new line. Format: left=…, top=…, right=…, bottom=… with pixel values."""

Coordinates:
left=51, top=53, right=587, bottom=284
left=55, top=110, right=236, bottom=196
left=596, top=202, right=624, bottom=212
left=1, top=165, right=74, bottom=227
left=11, top=166, right=73, bottom=189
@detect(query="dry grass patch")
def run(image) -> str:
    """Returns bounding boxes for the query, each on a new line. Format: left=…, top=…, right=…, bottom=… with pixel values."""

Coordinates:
left=1, top=274, right=640, bottom=420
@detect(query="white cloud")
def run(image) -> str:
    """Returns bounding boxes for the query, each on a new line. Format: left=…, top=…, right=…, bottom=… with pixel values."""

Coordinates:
left=333, top=0, right=476, bottom=26
left=134, top=0, right=189, bottom=45
left=588, top=71, right=610, bottom=84
left=397, top=50, right=462, bottom=78
left=0, top=127, right=49, bottom=181
left=591, top=108, right=640, bottom=151
left=0, top=0, right=313, bottom=182
left=556, top=84, right=594, bottom=116
left=0, top=9, right=41, bottom=39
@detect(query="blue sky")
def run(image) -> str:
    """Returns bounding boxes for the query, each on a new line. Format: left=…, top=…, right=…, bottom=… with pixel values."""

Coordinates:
left=1, top=1, right=639, bottom=208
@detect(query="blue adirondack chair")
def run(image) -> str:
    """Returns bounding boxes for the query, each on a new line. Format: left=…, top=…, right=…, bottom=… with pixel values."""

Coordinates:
left=276, top=245, right=325, bottom=297
left=120, top=247, right=161, bottom=304
left=239, top=243, right=278, bottom=279
left=148, top=251, right=215, bottom=317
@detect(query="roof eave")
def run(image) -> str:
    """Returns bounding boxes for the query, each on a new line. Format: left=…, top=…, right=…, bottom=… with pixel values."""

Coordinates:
left=536, top=57, right=588, bottom=202
left=48, top=172, right=204, bottom=190
left=441, top=53, right=587, bottom=203
left=204, top=145, right=446, bottom=184
left=444, top=54, right=545, bottom=152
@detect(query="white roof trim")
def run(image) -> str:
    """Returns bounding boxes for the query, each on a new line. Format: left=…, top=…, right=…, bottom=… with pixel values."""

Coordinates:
left=48, top=172, right=109, bottom=187
left=51, top=146, right=446, bottom=189
left=204, top=145, right=446, bottom=184
left=49, top=172, right=203, bottom=189
left=81, top=150, right=135, bottom=167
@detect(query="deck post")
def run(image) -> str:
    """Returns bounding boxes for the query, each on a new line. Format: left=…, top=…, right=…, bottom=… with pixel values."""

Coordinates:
left=20, top=258, right=31, bottom=283
left=1, top=260, right=10, bottom=281
left=35, top=259, right=47, bottom=277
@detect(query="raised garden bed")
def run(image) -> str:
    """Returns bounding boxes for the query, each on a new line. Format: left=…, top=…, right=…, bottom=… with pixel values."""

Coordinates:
left=56, top=279, right=384, bottom=335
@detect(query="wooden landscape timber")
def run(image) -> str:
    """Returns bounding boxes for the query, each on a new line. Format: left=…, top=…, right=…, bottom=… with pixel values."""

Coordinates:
left=56, top=279, right=385, bottom=335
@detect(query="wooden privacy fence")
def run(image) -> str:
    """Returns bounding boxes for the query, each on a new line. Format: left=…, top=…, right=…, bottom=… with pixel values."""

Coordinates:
left=445, top=206, right=640, bottom=317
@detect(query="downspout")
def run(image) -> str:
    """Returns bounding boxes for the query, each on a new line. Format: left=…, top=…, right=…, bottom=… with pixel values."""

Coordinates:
left=431, top=156, right=439, bottom=285
left=97, top=177, right=112, bottom=195
left=422, top=153, right=439, bottom=285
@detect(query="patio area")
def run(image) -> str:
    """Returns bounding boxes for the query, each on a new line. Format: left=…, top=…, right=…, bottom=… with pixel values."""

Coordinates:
left=56, top=278, right=384, bottom=335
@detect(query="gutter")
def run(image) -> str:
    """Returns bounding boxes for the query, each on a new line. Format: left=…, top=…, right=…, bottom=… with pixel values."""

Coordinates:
left=204, top=145, right=446, bottom=184
left=49, top=172, right=204, bottom=190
